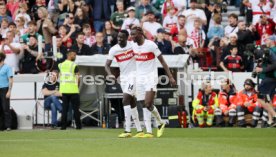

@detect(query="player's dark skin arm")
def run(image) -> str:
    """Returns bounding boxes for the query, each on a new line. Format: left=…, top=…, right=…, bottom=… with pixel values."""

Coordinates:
left=157, top=55, right=176, bottom=86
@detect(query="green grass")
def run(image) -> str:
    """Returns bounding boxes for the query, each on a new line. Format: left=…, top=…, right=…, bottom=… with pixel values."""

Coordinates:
left=1, top=128, right=276, bottom=157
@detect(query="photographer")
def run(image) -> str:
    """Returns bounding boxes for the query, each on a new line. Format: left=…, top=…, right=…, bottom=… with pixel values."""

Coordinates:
left=20, top=35, right=40, bottom=74
left=255, top=35, right=276, bottom=127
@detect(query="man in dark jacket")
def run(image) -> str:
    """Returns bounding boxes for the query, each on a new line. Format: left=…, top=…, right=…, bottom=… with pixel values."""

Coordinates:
left=236, top=21, right=260, bottom=71
left=85, top=0, right=112, bottom=32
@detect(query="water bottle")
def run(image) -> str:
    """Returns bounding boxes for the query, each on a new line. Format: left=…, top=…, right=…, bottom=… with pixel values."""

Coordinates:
left=115, top=116, right=119, bottom=129
left=102, top=116, right=106, bottom=128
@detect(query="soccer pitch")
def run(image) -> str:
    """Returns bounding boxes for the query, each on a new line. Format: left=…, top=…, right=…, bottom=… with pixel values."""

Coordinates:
left=0, top=128, right=276, bottom=157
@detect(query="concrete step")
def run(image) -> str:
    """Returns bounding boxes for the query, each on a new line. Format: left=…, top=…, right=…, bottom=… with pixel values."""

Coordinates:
left=222, top=10, right=240, bottom=16
left=227, top=6, right=239, bottom=12
left=222, top=16, right=245, bottom=21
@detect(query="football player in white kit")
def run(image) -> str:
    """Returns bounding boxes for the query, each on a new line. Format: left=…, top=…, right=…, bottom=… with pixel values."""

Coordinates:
left=105, top=30, right=143, bottom=138
left=130, top=26, right=176, bottom=138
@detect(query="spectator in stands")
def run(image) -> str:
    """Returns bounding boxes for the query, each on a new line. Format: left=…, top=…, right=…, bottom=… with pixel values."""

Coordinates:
left=20, top=35, right=39, bottom=74
left=121, top=7, right=140, bottom=33
left=0, top=18, right=9, bottom=38
left=91, top=32, right=110, bottom=54
left=220, top=33, right=244, bottom=67
left=255, top=14, right=275, bottom=46
left=15, top=17, right=27, bottom=36
left=21, top=21, right=43, bottom=44
left=0, top=53, right=13, bottom=131
left=64, top=13, right=80, bottom=39
left=58, top=25, right=74, bottom=49
left=155, top=28, right=173, bottom=55
left=215, top=79, right=238, bottom=127
left=31, top=0, right=46, bottom=21
left=0, top=31, right=21, bottom=73
left=47, top=0, right=59, bottom=25
left=174, top=35, right=191, bottom=55
left=57, top=0, right=75, bottom=26
left=103, top=21, right=118, bottom=47
left=0, top=3, right=12, bottom=23
left=236, top=79, right=262, bottom=127
left=8, top=22, right=20, bottom=43
left=182, top=0, right=207, bottom=33
left=37, top=7, right=57, bottom=51
left=74, top=7, right=89, bottom=28
left=237, top=21, right=260, bottom=71
left=163, top=6, right=178, bottom=32
left=170, top=15, right=187, bottom=42
left=42, top=70, right=62, bottom=129
left=192, top=81, right=218, bottom=127
left=6, top=0, right=20, bottom=17
left=221, top=46, right=244, bottom=72
left=252, top=0, right=272, bottom=25
left=142, top=11, right=162, bottom=38
left=85, top=0, right=112, bottom=32
left=135, top=0, right=160, bottom=20
left=71, top=32, right=92, bottom=55
left=207, top=14, right=224, bottom=40
left=172, top=0, right=186, bottom=13
left=52, top=35, right=68, bottom=70
left=83, top=24, right=96, bottom=47
left=160, top=0, right=177, bottom=18
left=14, top=3, right=31, bottom=28
left=224, top=13, right=239, bottom=38
left=110, top=1, right=126, bottom=31
left=187, top=18, right=206, bottom=49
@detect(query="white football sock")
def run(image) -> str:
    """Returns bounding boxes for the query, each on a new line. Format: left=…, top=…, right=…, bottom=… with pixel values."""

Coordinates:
left=131, top=107, right=142, bottom=132
left=150, top=105, right=163, bottom=125
left=143, top=108, right=152, bottom=134
left=124, top=105, right=131, bottom=132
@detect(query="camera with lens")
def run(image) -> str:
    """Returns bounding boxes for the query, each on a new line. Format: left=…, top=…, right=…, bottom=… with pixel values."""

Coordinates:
left=252, top=46, right=271, bottom=78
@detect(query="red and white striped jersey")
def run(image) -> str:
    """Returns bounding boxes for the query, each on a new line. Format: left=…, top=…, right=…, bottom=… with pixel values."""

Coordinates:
left=252, top=2, right=272, bottom=25
left=108, top=41, right=135, bottom=76
left=132, top=40, right=161, bottom=76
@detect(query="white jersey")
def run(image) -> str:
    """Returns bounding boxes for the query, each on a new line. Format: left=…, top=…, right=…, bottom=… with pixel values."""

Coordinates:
left=132, top=39, right=161, bottom=77
left=107, top=41, right=135, bottom=77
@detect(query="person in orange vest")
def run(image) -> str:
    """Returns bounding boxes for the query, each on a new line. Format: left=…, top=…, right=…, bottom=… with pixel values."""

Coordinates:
left=236, top=79, right=262, bottom=127
left=215, top=79, right=238, bottom=127
left=192, top=81, right=218, bottom=128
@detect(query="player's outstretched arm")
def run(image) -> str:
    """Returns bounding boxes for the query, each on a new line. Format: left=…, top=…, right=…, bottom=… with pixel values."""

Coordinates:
left=157, top=55, right=176, bottom=86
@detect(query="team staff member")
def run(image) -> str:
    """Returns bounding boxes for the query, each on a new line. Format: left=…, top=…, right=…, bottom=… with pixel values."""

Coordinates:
left=0, top=53, right=13, bottom=131
left=192, top=81, right=218, bottom=128
left=58, top=50, right=81, bottom=130
left=236, top=79, right=262, bottom=127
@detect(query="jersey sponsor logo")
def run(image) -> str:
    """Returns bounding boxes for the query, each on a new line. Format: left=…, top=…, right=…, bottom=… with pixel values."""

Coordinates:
left=4, top=50, right=13, bottom=54
left=134, top=52, right=155, bottom=61
left=114, top=50, right=134, bottom=62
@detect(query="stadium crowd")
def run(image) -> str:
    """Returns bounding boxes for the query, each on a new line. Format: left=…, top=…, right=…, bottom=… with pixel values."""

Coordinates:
left=0, top=0, right=276, bottom=130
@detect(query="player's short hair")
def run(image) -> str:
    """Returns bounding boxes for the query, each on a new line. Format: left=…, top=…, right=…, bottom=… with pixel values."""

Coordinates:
left=119, top=30, right=129, bottom=38
left=131, top=26, right=143, bottom=33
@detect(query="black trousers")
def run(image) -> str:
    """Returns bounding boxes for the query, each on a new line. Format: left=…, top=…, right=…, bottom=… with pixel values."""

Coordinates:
left=61, top=94, right=81, bottom=129
left=0, top=87, right=11, bottom=129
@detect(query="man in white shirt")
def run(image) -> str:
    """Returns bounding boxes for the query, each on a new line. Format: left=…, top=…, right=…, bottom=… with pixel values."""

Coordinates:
left=182, top=0, right=207, bottom=33
left=0, top=31, right=21, bottom=73
left=224, top=13, right=239, bottom=38
left=142, top=11, right=162, bottom=37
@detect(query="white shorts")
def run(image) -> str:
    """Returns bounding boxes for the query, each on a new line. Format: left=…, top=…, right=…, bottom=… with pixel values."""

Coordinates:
left=136, top=74, right=158, bottom=101
left=120, top=73, right=136, bottom=96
